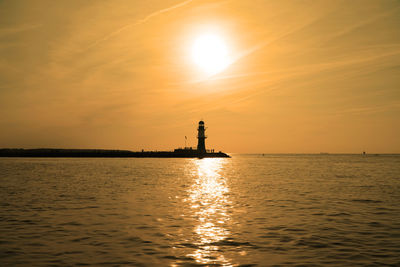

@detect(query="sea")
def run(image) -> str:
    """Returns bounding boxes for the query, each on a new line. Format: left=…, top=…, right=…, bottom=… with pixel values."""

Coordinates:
left=0, top=154, right=399, bottom=266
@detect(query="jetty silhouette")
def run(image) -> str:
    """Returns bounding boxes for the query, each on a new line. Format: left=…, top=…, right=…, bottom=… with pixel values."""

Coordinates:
left=0, top=121, right=230, bottom=158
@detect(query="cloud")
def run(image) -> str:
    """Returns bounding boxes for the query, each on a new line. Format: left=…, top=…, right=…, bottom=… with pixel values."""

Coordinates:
left=333, top=101, right=400, bottom=116
left=320, top=7, right=400, bottom=46
left=86, top=0, right=195, bottom=50
left=0, top=23, right=42, bottom=37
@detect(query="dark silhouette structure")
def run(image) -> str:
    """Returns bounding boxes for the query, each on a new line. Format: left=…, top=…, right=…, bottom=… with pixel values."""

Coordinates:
left=197, top=120, right=206, bottom=153
left=0, top=121, right=230, bottom=158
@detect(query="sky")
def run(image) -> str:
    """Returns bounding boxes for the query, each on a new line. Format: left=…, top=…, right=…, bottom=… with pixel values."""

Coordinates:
left=0, top=0, right=399, bottom=153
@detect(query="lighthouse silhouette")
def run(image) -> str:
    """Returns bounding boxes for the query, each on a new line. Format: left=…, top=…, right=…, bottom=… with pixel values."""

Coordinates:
left=197, top=120, right=207, bottom=153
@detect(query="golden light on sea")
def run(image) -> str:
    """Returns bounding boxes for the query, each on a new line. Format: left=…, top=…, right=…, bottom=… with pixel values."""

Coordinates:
left=185, top=158, right=233, bottom=266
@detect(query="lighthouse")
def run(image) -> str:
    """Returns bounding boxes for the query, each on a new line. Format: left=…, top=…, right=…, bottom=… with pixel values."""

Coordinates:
left=197, top=120, right=207, bottom=153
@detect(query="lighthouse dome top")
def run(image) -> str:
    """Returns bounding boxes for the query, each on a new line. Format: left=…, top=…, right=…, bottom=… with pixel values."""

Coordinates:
left=199, top=120, right=205, bottom=125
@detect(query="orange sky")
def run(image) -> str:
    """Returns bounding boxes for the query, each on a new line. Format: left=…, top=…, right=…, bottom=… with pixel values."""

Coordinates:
left=0, top=0, right=399, bottom=153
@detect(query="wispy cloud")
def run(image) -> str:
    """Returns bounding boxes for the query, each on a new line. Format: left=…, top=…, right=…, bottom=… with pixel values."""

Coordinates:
left=333, top=101, right=400, bottom=116
left=321, top=7, right=400, bottom=45
left=0, top=24, right=42, bottom=37
left=86, top=0, right=195, bottom=49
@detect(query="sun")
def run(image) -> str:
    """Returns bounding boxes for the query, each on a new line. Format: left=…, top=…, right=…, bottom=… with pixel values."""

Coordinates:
left=191, top=33, right=230, bottom=76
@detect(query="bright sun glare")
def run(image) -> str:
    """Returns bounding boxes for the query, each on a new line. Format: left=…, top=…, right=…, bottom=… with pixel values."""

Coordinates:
left=191, top=33, right=230, bottom=76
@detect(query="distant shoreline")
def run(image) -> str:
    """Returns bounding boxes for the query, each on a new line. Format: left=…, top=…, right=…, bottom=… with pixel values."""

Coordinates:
left=0, top=148, right=230, bottom=158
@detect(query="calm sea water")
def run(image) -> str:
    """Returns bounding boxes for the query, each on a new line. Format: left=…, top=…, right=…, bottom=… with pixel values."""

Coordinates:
left=0, top=154, right=400, bottom=266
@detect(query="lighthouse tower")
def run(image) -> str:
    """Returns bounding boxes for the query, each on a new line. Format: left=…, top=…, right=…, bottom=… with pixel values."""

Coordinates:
left=197, top=120, right=207, bottom=153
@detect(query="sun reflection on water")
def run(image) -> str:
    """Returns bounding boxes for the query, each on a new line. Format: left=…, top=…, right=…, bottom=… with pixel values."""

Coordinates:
left=186, top=158, right=232, bottom=266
